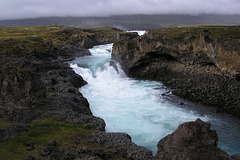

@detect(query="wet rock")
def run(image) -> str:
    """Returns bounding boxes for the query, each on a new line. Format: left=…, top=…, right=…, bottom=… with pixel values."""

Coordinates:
left=231, top=155, right=240, bottom=160
left=155, top=118, right=231, bottom=160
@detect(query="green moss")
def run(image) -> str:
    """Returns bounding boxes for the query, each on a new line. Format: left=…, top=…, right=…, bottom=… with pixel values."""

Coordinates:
left=2, top=63, right=13, bottom=69
left=127, top=41, right=139, bottom=50
left=0, top=119, right=11, bottom=128
left=0, top=118, right=127, bottom=160
left=46, top=91, right=55, bottom=96
left=0, top=119, right=99, bottom=160
left=104, top=34, right=112, bottom=39
left=90, top=27, right=113, bottom=31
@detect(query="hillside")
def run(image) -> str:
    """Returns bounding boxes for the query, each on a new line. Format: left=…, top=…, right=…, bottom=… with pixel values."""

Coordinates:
left=1, top=14, right=240, bottom=29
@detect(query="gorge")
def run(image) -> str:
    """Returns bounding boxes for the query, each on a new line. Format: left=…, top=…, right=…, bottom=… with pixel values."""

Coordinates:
left=70, top=42, right=240, bottom=156
left=0, top=25, right=240, bottom=159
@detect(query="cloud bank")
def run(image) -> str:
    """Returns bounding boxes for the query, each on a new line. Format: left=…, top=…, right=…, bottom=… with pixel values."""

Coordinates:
left=0, top=0, right=240, bottom=20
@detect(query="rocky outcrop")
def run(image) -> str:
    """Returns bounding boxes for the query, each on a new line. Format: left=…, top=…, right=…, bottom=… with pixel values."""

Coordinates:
left=0, top=26, right=137, bottom=125
left=85, top=132, right=153, bottom=159
left=21, top=132, right=153, bottom=160
left=0, top=26, right=150, bottom=159
left=155, top=118, right=234, bottom=160
left=112, top=26, right=240, bottom=118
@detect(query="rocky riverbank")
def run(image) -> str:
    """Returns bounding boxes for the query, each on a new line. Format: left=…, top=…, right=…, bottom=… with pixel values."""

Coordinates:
left=0, top=25, right=239, bottom=159
left=112, top=26, right=240, bottom=118
left=0, top=25, right=150, bottom=159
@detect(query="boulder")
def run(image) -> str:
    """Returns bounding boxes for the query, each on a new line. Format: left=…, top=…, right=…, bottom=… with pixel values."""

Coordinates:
left=155, top=118, right=231, bottom=160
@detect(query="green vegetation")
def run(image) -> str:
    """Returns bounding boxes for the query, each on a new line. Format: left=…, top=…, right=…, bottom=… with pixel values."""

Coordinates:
left=45, top=91, right=55, bottom=96
left=0, top=118, right=11, bottom=128
left=0, top=118, right=127, bottom=160
left=0, top=119, right=99, bottom=159
left=0, top=25, right=84, bottom=55
left=0, top=25, right=126, bottom=55
left=151, top=26, right=240, bottom=41
left=127, top=41, right=139, bottom=50
left=0, top=25, right=100, bottom=40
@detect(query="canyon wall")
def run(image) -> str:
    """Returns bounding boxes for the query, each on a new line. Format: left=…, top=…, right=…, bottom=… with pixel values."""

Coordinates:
left=112, top=26, right=240, bottom=118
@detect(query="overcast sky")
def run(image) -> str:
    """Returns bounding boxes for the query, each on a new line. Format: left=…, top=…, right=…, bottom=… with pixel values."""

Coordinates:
left=0, top=0, right=240, bottom=20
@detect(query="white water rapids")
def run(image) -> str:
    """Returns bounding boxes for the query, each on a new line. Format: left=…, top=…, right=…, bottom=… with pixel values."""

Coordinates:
left=70, top=43, right=240, bottom=156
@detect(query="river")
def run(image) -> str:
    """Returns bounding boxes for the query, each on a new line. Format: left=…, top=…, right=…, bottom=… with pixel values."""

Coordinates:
left=70, top=43, right=240, bottom=156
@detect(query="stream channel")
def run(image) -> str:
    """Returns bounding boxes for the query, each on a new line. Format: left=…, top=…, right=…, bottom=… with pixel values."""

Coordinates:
left=70, top=41, right=240, bottom=156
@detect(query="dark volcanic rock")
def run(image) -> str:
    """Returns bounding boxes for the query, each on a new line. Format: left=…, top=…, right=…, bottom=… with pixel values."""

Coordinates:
left=112, top=27, right=240, bottom=118
left=86, top=132, right=153, bottom=160
left=23, top=155, right=35, bottom=160
left=155, top=118, right=231, bottom=160
left=0, top=123, right=29, bottom=142
left=0, top=64, right=46, bottom=122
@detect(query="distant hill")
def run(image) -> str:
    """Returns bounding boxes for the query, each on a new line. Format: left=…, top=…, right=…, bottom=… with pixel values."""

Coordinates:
left=0, top=14, right=240, bottom=29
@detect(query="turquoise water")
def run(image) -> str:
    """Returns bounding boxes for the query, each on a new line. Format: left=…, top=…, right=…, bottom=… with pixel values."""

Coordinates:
left=70, top=43, right=240, bottom=156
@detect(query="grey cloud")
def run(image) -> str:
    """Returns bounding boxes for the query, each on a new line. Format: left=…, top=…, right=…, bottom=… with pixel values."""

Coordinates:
left=0, top=0, right=240, bottom=20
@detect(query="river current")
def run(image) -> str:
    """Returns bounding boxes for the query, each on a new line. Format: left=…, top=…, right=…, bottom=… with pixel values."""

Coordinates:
left=70, top=42, right=240, bottom=156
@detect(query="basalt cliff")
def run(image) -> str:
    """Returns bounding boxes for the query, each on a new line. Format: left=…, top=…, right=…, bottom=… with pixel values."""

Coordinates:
left=112, top=26, right=240, bottom=118
left=0, top=25, right=239, bottom=160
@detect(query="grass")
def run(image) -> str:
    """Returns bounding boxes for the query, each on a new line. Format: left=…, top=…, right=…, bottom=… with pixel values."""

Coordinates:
left=0, top=25, right=63, bottom=39
left=45, top=91, right=55, bottom=96
left=0, top=119, right=128, bottom=160
left=0, top=119, right=99, bottom=160
left=127, top=41, right=139, bottom=50
left=0, top=118, right=11, bottom=128
left=0, top=25, right=128, bottom=55
left=151, top=26, right=240, bottom=41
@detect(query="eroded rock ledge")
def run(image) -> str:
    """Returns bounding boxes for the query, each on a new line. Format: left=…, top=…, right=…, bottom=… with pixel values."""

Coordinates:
left=112, top=26, right=240, bottom=118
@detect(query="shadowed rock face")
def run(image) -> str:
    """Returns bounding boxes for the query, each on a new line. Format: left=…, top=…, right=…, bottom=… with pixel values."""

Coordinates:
left=155, top=119, right=232, bottom=160
left=112, top=26, right=240, bottom=118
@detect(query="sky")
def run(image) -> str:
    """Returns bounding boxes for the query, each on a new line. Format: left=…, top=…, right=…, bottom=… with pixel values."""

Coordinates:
left=0, top=0, right=240, bottom=20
